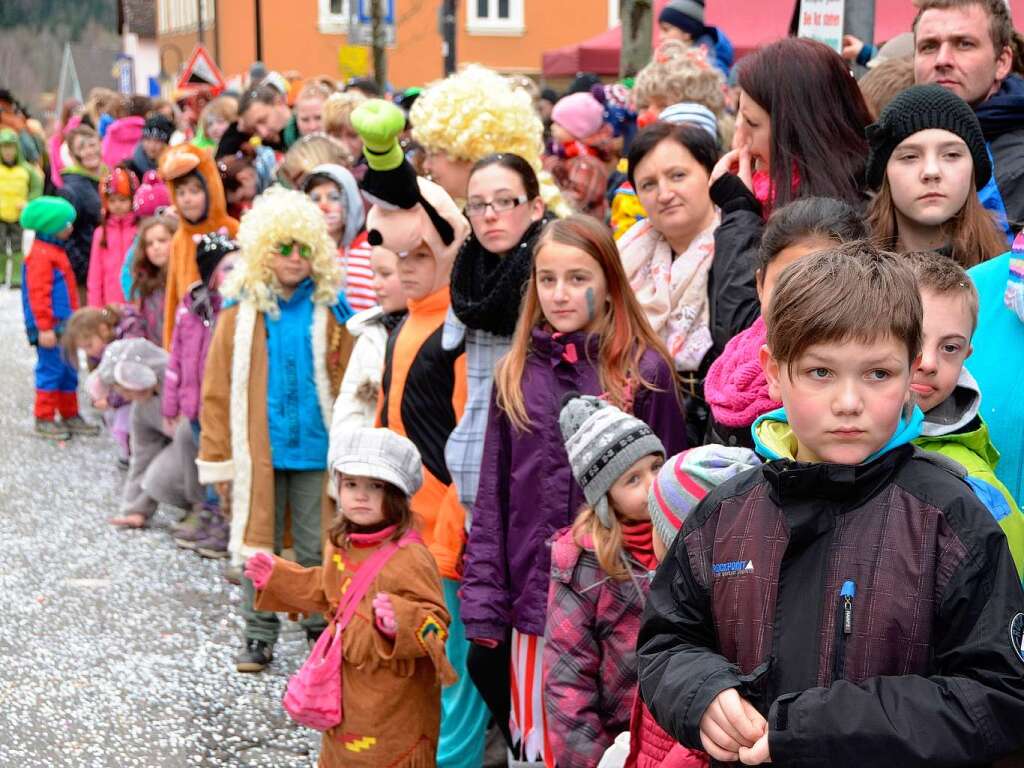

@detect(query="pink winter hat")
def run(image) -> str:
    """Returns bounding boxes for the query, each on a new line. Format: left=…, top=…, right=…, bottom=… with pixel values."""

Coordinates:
left=133, top=170, right=171, bottom=217
left=552, top=92, right=606, bottom=141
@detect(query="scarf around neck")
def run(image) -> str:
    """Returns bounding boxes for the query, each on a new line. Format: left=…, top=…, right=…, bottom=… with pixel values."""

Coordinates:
left=618, top=215, right=718, bottom=372
left=449, top=216, right=550, bottom=337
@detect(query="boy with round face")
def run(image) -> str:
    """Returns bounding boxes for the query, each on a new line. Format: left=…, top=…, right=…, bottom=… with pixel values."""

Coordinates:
left=639, top=242, right=1024, bottom=768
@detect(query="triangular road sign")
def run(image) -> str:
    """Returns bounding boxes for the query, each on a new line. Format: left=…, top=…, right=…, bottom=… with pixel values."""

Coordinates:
left=176, top=44, right=226, bottom=94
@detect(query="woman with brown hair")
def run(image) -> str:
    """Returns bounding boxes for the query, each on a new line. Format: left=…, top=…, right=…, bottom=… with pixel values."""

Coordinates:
left=865, top=84, right=1005, bottom=268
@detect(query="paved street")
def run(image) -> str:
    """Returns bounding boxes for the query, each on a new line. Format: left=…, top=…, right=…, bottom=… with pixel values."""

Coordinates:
left=0, top=290, right=320, bottom=767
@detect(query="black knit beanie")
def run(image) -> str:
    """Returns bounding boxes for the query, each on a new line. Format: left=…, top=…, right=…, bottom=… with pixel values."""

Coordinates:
left=865, top=84, right=990, bottom=191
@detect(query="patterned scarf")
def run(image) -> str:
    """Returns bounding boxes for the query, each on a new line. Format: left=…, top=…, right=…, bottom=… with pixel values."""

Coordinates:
left=618, top=215, right=718, bottom=372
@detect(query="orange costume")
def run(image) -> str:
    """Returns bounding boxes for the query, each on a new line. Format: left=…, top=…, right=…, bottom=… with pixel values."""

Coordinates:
left=157, top=144, right=238, bottom=348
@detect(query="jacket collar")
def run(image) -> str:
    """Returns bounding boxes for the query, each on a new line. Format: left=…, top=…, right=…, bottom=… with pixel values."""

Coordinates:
left=762, top=443, right=914, bottom=510
left=407, top=284, right=450, bottom=317
left=529, top=326, right=600, bottom=366
left=918, top=366, right=981, bottom=438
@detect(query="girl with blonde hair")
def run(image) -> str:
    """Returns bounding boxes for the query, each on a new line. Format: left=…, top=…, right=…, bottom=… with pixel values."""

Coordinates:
left=198, top=187, right=355, bottom=673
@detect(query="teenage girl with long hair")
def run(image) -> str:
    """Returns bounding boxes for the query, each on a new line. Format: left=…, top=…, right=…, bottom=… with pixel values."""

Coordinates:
left=460, top=215, right=686, bottom=766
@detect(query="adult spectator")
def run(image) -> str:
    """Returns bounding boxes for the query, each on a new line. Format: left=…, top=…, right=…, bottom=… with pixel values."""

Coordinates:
left=59, top=124, right=106, bottom=297
left=124, top=114, right=174, bottom=180
left=914, top=0, right=1024, bottom=233
left=215, top=84, right=288, bottom=160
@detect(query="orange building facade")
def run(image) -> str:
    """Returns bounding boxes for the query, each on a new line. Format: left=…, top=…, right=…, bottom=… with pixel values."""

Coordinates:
left=157, top=0, right=621, bottom=88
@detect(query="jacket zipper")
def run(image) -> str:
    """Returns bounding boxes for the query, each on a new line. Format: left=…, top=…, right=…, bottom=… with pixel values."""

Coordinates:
left=832, top=580, right=855, bottom=682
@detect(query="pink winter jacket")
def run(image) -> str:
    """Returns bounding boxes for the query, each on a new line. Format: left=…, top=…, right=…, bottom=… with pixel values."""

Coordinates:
left=101, top=116, right=144, bottom=170
left=163, top=284, right=221, bottom=422
left=87, top=214, right=137, bottom=306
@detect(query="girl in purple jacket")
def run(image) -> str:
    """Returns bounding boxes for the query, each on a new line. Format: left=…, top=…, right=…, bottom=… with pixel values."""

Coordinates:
left=461, top=215, right=686, bottom=766
left=165, top=231, right=238, bottom=557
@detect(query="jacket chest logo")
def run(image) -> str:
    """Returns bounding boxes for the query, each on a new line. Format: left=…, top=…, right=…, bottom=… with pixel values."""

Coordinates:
left=712, top=560, right=754, bottom=578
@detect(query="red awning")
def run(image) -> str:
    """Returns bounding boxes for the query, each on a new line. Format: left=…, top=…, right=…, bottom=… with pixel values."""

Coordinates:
left=542, top=25, right=622, bottom=78
left=705, top=0, right=794, bottom=60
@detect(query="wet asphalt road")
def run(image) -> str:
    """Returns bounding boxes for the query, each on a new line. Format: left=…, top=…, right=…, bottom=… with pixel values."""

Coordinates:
left=0, top=289, right=321, bottom=767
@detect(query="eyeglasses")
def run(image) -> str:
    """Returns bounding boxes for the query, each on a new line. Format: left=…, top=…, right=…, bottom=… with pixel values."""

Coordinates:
left=465, top=195, right=529, bottom=217
left=274, top=241, right=312, bottom=260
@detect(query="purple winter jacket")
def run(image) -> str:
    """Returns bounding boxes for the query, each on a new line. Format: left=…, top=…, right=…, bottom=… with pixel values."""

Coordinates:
left=163, top=283, right=221, bottom=422
left=460, top=327, right=686, bottom=640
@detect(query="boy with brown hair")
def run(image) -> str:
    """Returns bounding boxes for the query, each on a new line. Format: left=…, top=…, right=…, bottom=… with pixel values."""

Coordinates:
left=638, top=242, right=1024, bottom=766
left=905, top=252, right=1024, bottom=578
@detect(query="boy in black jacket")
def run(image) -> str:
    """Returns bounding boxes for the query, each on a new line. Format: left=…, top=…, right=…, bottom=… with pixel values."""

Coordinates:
left=638, top=242, right=1024, bottom=767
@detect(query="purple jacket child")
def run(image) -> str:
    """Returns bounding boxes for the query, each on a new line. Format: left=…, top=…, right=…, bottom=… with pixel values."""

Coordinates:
left=460, top=328, right=685, bottom=641
left=163, top=283, right=221, bottom=423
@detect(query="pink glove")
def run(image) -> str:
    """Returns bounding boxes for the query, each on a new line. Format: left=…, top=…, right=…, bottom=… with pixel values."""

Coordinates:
left=244, top=552, right=275, bottom=590
left=372, top=592, right=397, bottom=638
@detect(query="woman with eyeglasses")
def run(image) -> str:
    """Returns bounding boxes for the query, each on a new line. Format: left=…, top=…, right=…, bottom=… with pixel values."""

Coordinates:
left=448, top=152, right=553, bottom=754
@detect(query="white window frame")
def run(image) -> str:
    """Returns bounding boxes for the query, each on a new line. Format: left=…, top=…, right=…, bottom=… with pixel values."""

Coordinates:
left=318, top=0, right=351, bottom=34
left=467, top=0, right=525, bottom=37
left=159, top=0, right=214, bottom=34
left=608, top=0, right=620, bottom=28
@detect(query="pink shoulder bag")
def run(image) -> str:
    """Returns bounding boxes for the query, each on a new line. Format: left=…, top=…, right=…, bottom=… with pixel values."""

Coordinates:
left=282, top=530, right=421, bottom=731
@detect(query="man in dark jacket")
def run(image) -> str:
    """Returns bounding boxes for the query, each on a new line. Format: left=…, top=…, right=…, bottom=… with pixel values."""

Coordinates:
left=914, top=0, right=1024, bottom=235
left=638, top=244, right=1024, bottom=766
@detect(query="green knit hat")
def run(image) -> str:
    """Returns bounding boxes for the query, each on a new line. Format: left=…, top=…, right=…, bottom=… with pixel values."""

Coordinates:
left=20, top=196, right=76, bottom=236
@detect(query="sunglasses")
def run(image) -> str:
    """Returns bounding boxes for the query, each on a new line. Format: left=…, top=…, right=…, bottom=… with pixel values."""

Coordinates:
left=274, top=241, right=313, bottom=260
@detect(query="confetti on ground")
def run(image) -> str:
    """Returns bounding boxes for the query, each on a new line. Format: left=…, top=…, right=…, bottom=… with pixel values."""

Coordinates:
left=0, top=291, right=320, bottom=767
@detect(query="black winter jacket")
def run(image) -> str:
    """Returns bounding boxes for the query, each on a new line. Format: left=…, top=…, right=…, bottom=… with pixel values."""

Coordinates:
left=706, top=174, right=761, bottom=361
left=58, top=169, right=101, bottom=286
left=638, top=445, right=1024, bottom=767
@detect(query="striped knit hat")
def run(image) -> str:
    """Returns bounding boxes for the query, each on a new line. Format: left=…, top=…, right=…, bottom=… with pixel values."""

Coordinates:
left=560, top=394, right=665, bottom=527
left=649, top=445, right=761, bottom=550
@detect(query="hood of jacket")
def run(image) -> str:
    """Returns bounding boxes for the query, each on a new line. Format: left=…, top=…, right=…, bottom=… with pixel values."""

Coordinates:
left=975, top=74, right=1024, bottom=141
left=106, top=116, right=144, bottom=144
left=308, top=163, right=365, bottom=247
left=0, top=127, right=25, bottom=165
left=61, top=164, right=103, bottom=183
left=157, top=143, right=232, bottom=237
left=752, top=405, right=924, bottom=463
left=918, top=366, right=981, bottom=438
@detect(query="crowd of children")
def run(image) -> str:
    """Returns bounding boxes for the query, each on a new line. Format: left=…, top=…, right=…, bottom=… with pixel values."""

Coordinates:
left=6, top=0, right=1024, bottom=764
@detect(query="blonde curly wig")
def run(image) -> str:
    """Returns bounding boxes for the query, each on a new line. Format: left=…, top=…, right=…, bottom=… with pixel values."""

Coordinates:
left=411, top=64, right=573, bottom=217
left=634, top=40, right=734, bottom=146
left=224, top=187, right=342, bottom=316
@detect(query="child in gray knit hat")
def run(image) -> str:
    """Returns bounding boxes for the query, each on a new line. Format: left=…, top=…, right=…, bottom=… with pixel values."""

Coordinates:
left=542, top=394, right=667, bottom=767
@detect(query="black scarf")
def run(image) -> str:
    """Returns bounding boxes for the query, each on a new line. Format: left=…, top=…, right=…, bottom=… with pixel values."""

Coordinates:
left=449, top=215, right=552, bottom=336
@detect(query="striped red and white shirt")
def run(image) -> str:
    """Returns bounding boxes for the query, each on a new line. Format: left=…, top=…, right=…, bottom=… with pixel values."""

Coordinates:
left=339, top=230, right=377, bottom=312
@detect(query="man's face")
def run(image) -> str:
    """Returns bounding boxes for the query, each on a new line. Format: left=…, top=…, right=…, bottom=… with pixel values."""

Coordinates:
left=914, top=4, right=1012, bottom=105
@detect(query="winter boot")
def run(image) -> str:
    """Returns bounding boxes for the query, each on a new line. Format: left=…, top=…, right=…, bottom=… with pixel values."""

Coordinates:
left=62, top=415, right=101, bottom=436
left=174, top=506, right=214, bottom=550
left=235, top=639, right=274, bottom=673
left=35, top=419, right=70, bottom=441
left=172, top=505, right=204, bottom=538
left=195, top=510, right=229, bottom=559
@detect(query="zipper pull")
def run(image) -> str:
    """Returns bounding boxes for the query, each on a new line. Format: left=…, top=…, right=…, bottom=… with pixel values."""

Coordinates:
left=841, top=580, right=856, bottom=635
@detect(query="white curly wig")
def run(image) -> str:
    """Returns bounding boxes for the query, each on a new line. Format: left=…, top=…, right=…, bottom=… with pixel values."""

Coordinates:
left=223, top=186, right=343, bottom=316
left=410, top=64, right=572, bottom=217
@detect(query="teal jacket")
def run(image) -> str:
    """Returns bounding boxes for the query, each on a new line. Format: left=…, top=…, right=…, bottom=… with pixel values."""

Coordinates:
left=968, top=250, right=1024, bottom=504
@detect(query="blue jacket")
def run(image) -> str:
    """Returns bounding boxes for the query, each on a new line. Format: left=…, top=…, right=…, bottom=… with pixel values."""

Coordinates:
left=265, top=278, right=330, bottom=470
left=968, top=251, right=1024, bottom=504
